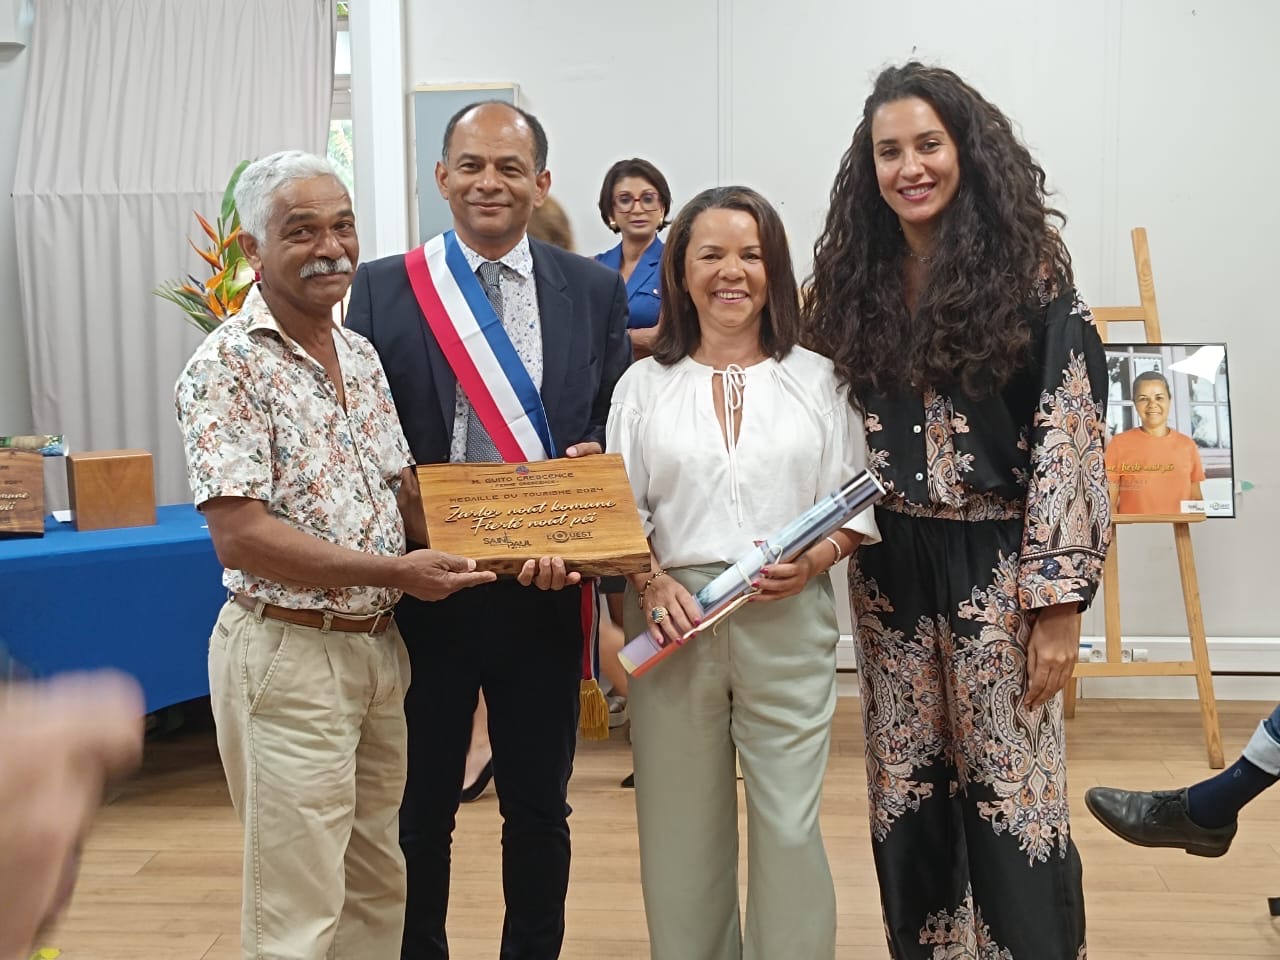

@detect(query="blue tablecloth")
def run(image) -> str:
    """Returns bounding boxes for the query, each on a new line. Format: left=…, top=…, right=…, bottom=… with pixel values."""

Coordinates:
left=0, top=504, right=225, bottom=712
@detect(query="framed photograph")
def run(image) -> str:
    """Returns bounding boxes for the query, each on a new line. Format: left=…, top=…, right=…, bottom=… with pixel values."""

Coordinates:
left=1103, top=343, right=1234, bottom=518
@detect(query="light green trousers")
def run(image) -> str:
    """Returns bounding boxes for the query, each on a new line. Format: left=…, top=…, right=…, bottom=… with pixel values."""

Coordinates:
left=625, top=564, right=840, bottom=960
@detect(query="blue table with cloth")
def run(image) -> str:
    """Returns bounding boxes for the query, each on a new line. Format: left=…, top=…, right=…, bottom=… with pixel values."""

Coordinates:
left=0, top=504, right=224, bottom=712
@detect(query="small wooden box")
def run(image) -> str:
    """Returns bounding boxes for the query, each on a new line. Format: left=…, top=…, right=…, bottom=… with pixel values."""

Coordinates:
left=66, top=449, right=156, bottom=531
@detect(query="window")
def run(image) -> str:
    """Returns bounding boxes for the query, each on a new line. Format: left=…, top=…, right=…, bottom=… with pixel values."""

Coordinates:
left=329, top=3, right=354, bottom=199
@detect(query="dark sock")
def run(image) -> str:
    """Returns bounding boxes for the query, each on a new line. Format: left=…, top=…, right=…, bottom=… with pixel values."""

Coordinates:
left=1186, top=756, right=1279, bottom=828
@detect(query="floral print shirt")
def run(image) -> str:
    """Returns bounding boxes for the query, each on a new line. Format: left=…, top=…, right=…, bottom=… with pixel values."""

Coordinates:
left=863, top=285, right=1111, bottom=610
left=174, top=286, right=412, bottom=614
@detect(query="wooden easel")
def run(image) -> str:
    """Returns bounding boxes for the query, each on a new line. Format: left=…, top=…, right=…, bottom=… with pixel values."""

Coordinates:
left=1063, top=228, right=1224, bottom=768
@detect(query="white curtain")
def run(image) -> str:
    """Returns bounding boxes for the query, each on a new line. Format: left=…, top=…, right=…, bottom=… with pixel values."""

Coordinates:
left=12, top=0, right=334, bottom=505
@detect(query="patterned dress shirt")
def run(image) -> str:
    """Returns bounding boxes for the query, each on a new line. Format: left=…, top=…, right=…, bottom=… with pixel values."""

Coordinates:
left=174, top=286, right=412, bottom=614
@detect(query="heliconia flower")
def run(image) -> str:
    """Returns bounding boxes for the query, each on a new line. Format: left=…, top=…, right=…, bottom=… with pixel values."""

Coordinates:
left=204, top=265, right=229, bottom=290
left=189, top=238, right=223, bottom=270
left=193, top=210, right=220, bottom=244
left=154, top=161, right=252, bottom=335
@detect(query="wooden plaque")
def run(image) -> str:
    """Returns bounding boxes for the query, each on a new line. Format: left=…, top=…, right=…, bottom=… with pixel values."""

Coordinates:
left=66, top=449, right=157, bottom=531
left=0, top=450, right=44, bottom=536
left=416, top=454, right=651, bottom=577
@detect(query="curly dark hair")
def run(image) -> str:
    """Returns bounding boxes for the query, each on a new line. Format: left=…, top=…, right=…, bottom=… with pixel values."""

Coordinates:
left=652, top=186, right=800, bottom=366
left=804, top=61, right=1073, bottom=399
left=597, top=157, right=672, bottom=233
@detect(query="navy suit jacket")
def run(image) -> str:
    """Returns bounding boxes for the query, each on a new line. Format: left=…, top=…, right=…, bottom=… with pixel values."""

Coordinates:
left=346, top=236, right=632, bottom=467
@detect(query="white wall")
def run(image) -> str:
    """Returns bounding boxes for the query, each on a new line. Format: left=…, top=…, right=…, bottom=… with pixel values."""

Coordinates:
left=406, top=0, right=1280, bottom=643
left=0, top=41, right=32, bottom=435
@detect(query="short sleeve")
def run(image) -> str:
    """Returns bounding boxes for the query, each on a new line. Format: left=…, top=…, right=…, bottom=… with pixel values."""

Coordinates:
left=173, top=338, right=273, bottom=509
left=1189, top=440, right=1207, bottom=484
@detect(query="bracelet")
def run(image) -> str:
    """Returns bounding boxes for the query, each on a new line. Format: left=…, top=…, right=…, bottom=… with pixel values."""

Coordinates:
left=824, top=536, right=844, bottom=565
left=636, top=568, right=668, bottom=608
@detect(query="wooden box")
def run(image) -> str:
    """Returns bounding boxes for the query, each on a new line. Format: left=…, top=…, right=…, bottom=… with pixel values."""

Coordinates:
left=66, top=449, right=156, bottom=531
left=0, top=450, right=45, bottom=536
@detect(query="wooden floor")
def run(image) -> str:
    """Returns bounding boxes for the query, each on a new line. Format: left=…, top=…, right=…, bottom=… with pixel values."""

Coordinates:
left=39, top=695, right=1280, bottom=959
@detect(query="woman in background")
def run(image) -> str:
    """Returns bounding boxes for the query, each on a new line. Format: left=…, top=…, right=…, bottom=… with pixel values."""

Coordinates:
left=595, top=160, right=673, bottom=755
left=595, top=157, right=670, bottom=361
left=528, top=194, right=575, bottom=251
left=805, top=62, right=1110, bottom=959
left=609, top=185, right=878, bottom=959
left=1105, top=370, right=1205, bottom=513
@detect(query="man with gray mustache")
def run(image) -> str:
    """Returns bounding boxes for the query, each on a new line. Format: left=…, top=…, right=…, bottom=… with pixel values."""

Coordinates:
left=300, top=254, right=354, bottom=278
left=174, top=150, right=496, bottom=960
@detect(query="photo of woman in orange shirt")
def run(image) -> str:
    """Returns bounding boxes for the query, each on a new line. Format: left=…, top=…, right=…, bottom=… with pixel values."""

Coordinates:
left=1105, top=370, right=1206, bottom=513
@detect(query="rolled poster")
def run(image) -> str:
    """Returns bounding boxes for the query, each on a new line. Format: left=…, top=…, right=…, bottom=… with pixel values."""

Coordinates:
left=618, top=470, right=884, bottom=677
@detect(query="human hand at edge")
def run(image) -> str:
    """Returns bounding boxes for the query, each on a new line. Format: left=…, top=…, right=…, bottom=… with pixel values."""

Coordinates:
left=0, top=671, right=144, bottom=959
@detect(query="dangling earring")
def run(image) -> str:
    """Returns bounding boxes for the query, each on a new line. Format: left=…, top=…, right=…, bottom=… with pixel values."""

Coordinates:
left=608, top=219, right=618, bottom=231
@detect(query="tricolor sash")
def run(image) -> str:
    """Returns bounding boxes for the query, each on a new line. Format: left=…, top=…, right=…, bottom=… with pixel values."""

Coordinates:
left=405, top=231, right=556, bottom=462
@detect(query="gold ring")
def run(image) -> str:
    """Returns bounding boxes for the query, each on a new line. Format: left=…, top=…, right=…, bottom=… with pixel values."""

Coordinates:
left=650, top=605, right=668, bottom=625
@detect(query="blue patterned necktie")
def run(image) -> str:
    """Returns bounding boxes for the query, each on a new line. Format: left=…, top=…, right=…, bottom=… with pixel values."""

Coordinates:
left=466, top=261, right=505, bottom=462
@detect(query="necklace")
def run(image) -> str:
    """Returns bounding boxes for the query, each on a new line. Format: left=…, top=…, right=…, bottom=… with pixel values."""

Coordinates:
left=905, top=248, right=933, bottom=265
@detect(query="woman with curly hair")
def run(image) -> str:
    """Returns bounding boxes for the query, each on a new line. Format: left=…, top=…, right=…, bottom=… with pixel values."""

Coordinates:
left=805, top=62, right=1111, bottom=959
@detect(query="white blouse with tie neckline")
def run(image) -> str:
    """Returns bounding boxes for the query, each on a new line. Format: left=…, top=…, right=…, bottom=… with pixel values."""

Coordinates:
left=606, top=346, right=880, bottom=570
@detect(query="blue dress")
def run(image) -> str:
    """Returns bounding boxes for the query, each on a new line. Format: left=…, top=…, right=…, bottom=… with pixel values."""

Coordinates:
left=594, top=236, right=663, bottom=329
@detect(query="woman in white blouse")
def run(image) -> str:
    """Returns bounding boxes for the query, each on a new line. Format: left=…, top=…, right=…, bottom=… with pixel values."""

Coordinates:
left=606, top=186, right=880, bottom=960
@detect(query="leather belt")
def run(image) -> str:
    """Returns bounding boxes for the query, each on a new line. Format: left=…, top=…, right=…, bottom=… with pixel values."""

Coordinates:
left=233, top=593, right=394, bottom=635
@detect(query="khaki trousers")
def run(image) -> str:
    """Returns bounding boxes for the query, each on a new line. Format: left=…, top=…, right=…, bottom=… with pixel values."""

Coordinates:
left=209, top=599, right=410, bottom=960
left=625, top=565, right=840, bottom=960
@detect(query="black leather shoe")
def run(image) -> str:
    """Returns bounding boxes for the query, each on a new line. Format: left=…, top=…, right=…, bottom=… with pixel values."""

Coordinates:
left=460, top=759, right=493, bottom=804
left=1084, top=786, right=1236, bottom=857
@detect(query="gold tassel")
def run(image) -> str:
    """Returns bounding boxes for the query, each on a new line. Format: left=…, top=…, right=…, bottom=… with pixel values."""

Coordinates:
left=579, top=678, right=610, bottom=740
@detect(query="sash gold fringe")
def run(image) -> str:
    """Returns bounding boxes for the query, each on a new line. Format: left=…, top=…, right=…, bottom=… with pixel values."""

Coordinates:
left=579, top=678, right=609, bottom=740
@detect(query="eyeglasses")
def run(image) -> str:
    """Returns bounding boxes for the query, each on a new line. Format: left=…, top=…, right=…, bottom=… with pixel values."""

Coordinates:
left=614, top=191, right=662, bottom=212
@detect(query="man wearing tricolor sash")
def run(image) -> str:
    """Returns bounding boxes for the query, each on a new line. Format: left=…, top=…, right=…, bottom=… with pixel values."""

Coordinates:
left=347, top=101, right=631, bottom=960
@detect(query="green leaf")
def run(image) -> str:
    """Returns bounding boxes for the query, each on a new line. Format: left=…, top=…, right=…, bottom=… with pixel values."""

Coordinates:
left=220, top=159, right=250, bottom=225
left=223, top=269, right=255, bottom=304
left=153, top=281, right=222, bottom=334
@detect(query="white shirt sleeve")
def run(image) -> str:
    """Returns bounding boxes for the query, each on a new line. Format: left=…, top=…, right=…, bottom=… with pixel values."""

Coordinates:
left=605, top=376, right=655, bottom=541
left=821, top=385, right=881, bottom=545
